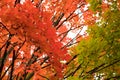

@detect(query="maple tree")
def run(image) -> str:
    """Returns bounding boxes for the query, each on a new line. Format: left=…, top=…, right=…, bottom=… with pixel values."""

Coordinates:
left=0, top=0, right=87, bottom=80
left=65, top=0, right=120, bottom=80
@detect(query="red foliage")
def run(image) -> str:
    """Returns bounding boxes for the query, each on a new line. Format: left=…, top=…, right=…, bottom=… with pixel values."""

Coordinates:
left=0, top=0, right=71, bottom=79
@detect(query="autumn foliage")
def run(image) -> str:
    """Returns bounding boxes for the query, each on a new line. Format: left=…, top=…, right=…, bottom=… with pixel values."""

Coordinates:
left=0, top=0, right=91, bottom=79
left=1, top=0, right=119, bottom=80
left=0, top=0, right=73, bottom=79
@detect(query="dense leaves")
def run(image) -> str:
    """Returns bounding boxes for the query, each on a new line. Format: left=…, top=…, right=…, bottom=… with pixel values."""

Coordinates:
left=66, top=0, right=120, bottom=80
left=1, top=0, right=120, bottom=80
left=0, top=0, right=72, bottom=79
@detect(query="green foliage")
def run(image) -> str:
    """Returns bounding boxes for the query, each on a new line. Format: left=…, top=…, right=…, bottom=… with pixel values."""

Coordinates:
left=66, top=1, right=120, bottom=80
left=87, top=0, right=102, bottom=12
left=67, top=76, right=80, bottom=80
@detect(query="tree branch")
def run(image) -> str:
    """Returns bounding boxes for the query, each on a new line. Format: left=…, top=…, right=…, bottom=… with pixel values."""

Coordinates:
left=9, top=50, right=15, bottom=80
left=14, top=0, right=21, bottom=7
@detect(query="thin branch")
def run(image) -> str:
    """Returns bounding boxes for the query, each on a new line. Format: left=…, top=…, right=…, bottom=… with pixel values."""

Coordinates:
left=14, top=0, right=21, bottom=7
left=87, top=58, right=120, bottom=74
left=64, top=62, right=83, bottom=78
left=40, top=56, right=49, bottom=65
left=38, top=74, right=49, bottom=80
left=56, top=10, right=76, bottom=30
left=86, top=63, right=105, bottom=74
left=105, top=75, right=120, bottom=80
left=36, top=0, right=43, bottom=8
left=0, top=62, right=12, bottom=79
left=9, top=50, right=16, bottom=80
left=61, top=29, right=83, bottom=49
left=53, top=13, right=64, bottom=27
left=41, top=64, right=51, bottom=69
left=25, top=72, right=34, bottom=80
left=56, top=3, right=85, bottom=30
left=0, top=22, right=12, bottom=35
left=79, top=62, right=89, bottom=77
left=96, top=59, right=120, bottom=73
left=15, top=33, right=26, bottom=58
left=66, top=54, right=79, bottom=65
left=0, top=22, right=13, bottom=51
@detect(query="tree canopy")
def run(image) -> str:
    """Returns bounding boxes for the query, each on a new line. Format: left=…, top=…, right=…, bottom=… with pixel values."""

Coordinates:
left=0, top=0, right=120, bottom=80
left=66, top=0, right=120, bottom=80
